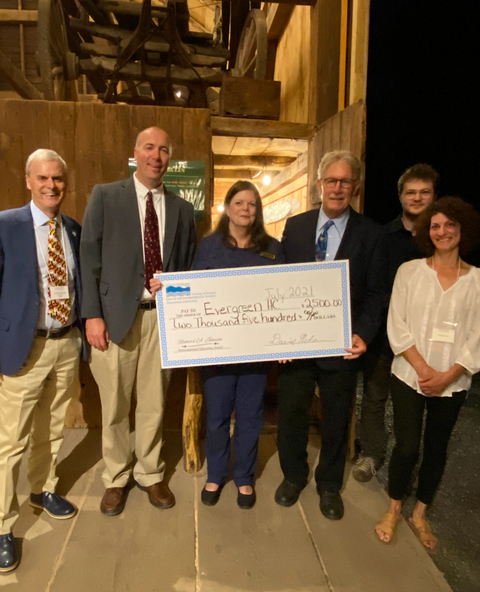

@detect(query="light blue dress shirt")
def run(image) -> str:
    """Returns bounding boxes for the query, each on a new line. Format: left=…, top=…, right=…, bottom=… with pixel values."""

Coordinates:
left=31, top=201, right=76, bottom=330
left=315, top=206, right=350, bottom=261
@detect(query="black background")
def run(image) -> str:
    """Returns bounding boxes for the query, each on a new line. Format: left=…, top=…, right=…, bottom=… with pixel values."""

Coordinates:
left=364, top=1, right=479, bottom=225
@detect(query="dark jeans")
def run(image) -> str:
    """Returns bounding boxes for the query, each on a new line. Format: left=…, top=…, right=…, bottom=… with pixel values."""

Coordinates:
left=278, top=359, right=357, bottom=493
left=202, top=363, right=269, bottom=488
left=359, top=335, right=393, bottom=466
left=388, top=375, right=466, bottom=505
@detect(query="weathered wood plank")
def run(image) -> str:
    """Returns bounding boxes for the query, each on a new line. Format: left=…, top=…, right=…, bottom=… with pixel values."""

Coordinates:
left=214, top=155, right=295, bottom=168
left=219, top=75, right=281, bottom=120
left=0, top=9, right=38, bottom=22
left=308, top=0, right=342, bottom=125
left=212, top=116, right=314, bottom=139
left=0, top=48, right=43, bottom=99
left=90, top=56, right=223, bottom=86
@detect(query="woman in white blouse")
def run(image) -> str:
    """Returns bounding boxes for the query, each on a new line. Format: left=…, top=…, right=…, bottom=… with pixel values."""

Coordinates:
left=375, top=196, right=480, bottom=552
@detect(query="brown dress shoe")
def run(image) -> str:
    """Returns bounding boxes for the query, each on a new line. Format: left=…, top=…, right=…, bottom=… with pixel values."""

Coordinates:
left=144, top=482, right=175, bottom=509
left=100, top=487, right=127, bottom=516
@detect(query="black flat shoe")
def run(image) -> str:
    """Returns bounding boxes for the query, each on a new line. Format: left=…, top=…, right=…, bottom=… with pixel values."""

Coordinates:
left=319, top=490, right=344, bottom=520
left=274, top=479, right=303, bottom=507
left=237, top=488, right=256, bottom=509
left=201, top=485, right=222, bottom=507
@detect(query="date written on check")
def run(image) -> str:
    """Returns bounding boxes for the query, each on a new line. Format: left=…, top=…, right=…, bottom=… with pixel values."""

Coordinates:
left=155, top=261, right=351, bottom=368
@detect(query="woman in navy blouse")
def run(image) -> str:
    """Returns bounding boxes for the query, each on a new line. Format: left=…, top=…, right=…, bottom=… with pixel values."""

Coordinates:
left=193, top=181, right=284, bottom=509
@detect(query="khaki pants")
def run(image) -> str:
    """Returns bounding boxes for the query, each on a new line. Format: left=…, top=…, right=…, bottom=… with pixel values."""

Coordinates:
left=0, top=328, right=81, bottom=535
left=90, top=309, right=169, bottom=489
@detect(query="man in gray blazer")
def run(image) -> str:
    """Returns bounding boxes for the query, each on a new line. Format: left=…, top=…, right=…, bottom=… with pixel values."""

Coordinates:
left=80, top=127, right=196, bottom=516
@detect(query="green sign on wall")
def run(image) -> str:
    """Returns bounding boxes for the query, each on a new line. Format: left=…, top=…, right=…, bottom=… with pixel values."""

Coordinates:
left=129, top=159, right=205, bottom=222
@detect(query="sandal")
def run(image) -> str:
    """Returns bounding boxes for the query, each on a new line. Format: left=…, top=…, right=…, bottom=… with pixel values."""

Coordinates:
left=375, top=512, right=400, bottom=543
left=408, top=516, right=438, bottom=554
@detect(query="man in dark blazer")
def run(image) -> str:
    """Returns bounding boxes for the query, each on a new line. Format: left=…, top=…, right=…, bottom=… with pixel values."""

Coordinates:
left=81, top=127, right=196, bottom=517
left=0, top=150, right=83, bottom=572
left=275, top=150, right=388, bottom=520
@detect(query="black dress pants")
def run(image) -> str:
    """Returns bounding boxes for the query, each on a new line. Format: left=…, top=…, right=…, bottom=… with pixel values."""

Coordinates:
left=278, top=359, right=357, bottom=492
left=388, top=375, right=466, bottom=505
left=359, top=335, right=393, bottom=466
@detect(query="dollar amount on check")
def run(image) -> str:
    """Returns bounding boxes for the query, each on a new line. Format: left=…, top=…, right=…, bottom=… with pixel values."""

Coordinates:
left=155, top=261, right=351, bottom=368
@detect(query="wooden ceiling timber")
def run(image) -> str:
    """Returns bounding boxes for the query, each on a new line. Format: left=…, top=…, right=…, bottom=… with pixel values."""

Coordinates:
left=211, top=116, right=314, bottom=139
left=214, top=169, right=254, bottom=179
left=214, top=154, right=295, bottom=168
left=224, top=0, right=316, bottom=5
left=260, top=151, right=307, bottom=197
left=266, top=3, right=294, bottom=40
left=0, top=9, right=38, bottom=23
left=0, top=49, right=43, bottom=100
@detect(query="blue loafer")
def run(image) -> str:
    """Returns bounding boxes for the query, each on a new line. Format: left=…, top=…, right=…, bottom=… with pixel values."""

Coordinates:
left=0, top=533, right=19, bottom=573
left=29, top=492, right=77, bottom=520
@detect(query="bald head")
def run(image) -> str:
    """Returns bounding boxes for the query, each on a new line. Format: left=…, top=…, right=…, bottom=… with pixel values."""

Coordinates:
left=133, top=127, right=171, bottom=189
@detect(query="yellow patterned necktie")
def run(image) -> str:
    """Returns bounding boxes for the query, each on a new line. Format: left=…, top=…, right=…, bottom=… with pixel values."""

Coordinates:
left=47, top=219, right=71, bottom=325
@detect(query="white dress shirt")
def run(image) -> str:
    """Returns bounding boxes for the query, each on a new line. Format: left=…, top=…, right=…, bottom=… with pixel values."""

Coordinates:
left=315, top=206, right=350, bottom=261
left=133, top=173, right=166, bottom=301
left=31, top=201, right=76, bottom=330
left=387, top=258, right=480, bottom=397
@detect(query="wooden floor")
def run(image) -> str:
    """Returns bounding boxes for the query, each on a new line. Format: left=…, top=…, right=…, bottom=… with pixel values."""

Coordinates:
left=0, top=429, right=452, bottom=592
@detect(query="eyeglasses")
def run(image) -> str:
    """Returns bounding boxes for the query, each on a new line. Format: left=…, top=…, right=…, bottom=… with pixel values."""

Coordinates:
left=322, top=177, right=355, bottom=188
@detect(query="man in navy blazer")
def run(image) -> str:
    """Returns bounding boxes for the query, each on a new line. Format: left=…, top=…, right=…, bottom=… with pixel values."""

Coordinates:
left=81, top=127, right=196, bottom=517
left=275, top=150, right=388, bottom=520
left=0, top=149, right=83, bottom=572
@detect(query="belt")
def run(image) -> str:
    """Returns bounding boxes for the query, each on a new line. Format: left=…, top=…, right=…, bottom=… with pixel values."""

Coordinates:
left=36, top=325, right=73, bottom=339
left=139, top=301, right=156, bottom=310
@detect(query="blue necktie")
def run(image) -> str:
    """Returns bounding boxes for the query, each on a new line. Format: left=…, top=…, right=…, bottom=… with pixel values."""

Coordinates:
left=315, top=219, right=335, bottom=261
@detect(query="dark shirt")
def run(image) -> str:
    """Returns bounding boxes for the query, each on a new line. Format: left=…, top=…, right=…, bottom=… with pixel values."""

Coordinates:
left=192, top=231, right=285, bottom=270
left=386, top=215, right=423, bottom=290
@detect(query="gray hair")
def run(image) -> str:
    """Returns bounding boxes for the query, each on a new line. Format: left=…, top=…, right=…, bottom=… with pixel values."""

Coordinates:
left=135, top=127, right=173, bottom=156
left=25, top=149, right=67, bottom=176
left=317, top=150, right=361, bottom=181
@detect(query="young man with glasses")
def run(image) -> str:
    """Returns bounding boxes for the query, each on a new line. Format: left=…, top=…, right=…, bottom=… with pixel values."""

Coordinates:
left=353, top=163, right=438, bottom=482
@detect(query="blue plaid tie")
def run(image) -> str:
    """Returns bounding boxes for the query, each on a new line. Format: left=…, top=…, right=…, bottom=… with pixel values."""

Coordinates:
left=315, top=219, right=335, bottom=261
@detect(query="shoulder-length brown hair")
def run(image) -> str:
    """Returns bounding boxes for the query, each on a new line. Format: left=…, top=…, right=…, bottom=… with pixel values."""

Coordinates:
left=215, top=180, right=271, bottom=252
left=414, top=196, right=480, bottom=257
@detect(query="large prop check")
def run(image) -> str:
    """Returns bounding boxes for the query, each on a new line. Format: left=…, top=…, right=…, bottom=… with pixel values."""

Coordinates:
left=155, top=261, right=351, bottom=368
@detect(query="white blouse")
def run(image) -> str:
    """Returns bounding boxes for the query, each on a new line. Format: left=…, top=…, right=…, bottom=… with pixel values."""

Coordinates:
left=387, top=259, right=480, bottom=397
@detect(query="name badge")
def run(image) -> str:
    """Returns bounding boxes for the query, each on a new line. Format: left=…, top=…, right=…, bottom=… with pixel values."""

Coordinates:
left=49, top=285, right=69, bottom=300
left=431, top=327, right=455, bottom=344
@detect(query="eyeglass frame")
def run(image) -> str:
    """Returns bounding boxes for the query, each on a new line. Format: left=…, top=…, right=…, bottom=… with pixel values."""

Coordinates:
left=321, top=177, right=357, bottom=188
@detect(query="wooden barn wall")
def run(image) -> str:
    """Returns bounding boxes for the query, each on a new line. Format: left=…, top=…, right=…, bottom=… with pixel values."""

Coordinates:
left=274, top=6, right=311, bottom=124
left=0, top=99, right=213, bottom=428
left=307, top=100, right=366, bottom=212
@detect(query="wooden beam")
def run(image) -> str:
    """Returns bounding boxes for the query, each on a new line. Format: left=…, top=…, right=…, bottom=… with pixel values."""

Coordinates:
left=212, top=117, right=314, bottom=139
left=0, top=9, right=37, bottom=22
left=214, top=155, right=295, bottom=168
left=266, top=3, right=294, bottom=40
left=338, top=0, right=349, bottom=111
left=308, top=0, right=342, bottom=125
left=89, top=56, right=223, bottom=85
left=260, top=151, right=308, bottom=197
left=214, top=169, right=254, bottom=179
left=0, top=49, right=43, bottom=100
left=348, top=0, right=370, bottom=104
left=224, top=0, right=316, bottom=5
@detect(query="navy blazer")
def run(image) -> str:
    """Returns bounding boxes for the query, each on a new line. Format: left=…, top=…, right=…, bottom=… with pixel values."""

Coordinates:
left=281, top=207, right=389, bottom=371
left=0, top=203, right=84, bottom=376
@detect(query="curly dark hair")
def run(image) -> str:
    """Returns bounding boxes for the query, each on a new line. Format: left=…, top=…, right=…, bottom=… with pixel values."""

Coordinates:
left=215, top=180, right=271, bottom=252
left=397, top=163, right=439, bottom=195
left=414, top=196, right=480, bottom=257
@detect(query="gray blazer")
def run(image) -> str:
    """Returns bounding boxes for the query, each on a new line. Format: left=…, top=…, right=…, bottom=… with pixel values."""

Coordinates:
left=80, top=176, right=196, bottom=344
